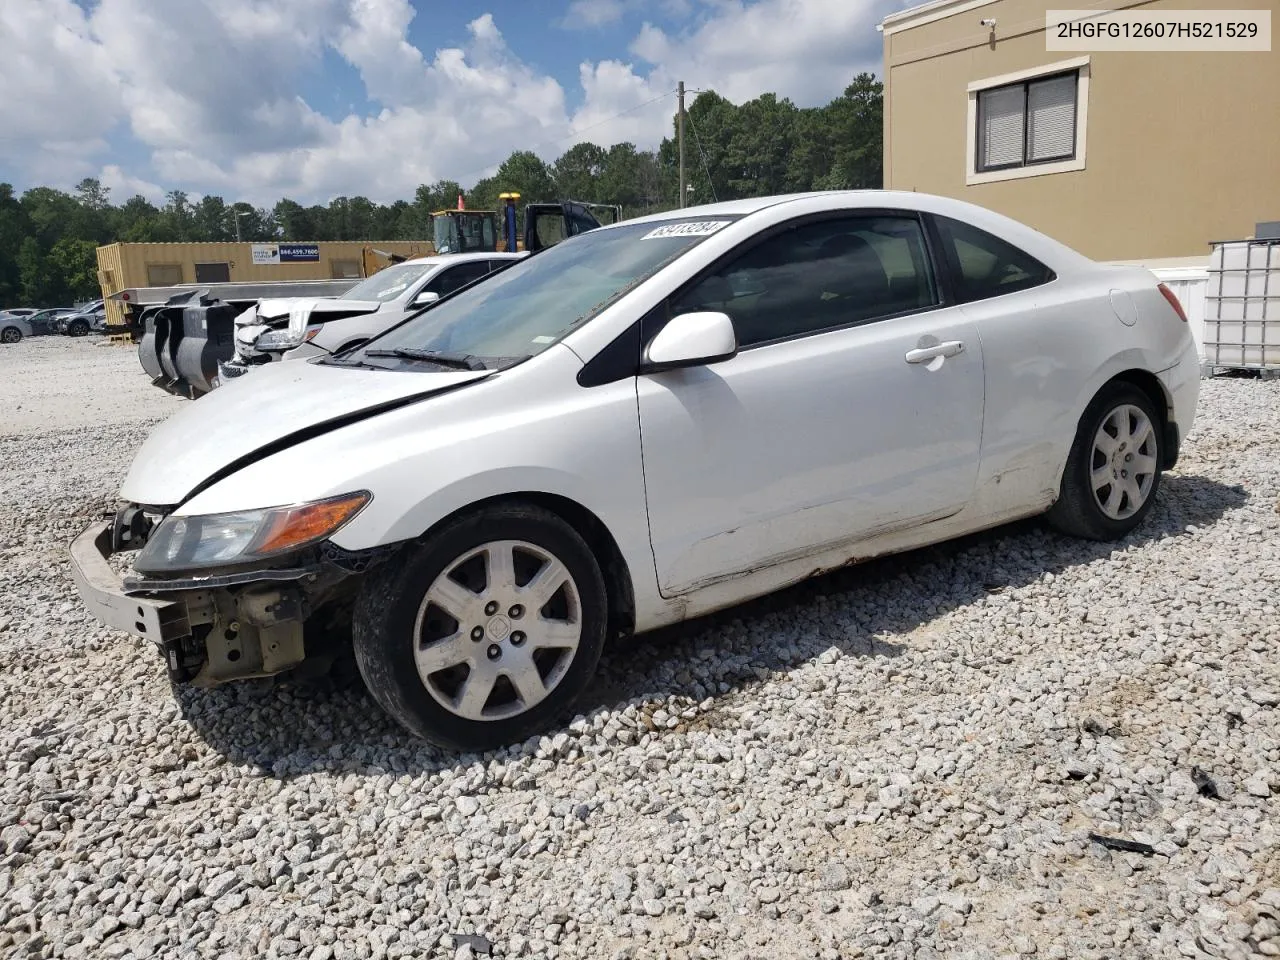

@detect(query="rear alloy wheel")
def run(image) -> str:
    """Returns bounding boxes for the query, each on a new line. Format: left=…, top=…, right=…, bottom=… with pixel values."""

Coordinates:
left=1, top=326, right=21, bottom=344
left=68, top=320, right=90, bottom=337
left=1089, top=404, right=1158, bottom=521
left=353, top=503, right=607, bottom=750
left=1047, top=382, right=1163, bottom=540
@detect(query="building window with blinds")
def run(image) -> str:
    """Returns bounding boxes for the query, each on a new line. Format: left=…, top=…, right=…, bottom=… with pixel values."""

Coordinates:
left=976, top=71, right=1078, bottom=173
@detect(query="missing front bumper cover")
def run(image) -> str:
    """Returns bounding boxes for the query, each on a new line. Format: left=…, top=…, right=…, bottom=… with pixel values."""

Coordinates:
left=69, top=519, right=353, bottom=687
left=70, top=522, right=192, bottom=645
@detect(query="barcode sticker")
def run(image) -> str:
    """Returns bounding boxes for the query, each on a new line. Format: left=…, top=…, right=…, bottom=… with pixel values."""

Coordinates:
left=641, top=221, right=732, bottom=240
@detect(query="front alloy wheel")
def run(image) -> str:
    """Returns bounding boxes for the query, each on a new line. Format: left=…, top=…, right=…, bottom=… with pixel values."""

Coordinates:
left=415, top=539, right=583, bottom=721
left=353, top=503, right=608, bottom=750
left=1, top=326, right=20, bottom=344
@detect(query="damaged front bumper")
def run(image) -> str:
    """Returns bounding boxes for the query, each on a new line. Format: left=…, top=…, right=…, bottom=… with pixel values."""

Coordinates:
left=215, top=339, right=327, bottom=388
left=69, top=521, right=199, bottom=677
left=214, top=356, right=258, bottom=387
left=68, top=519, right=353, bottom=687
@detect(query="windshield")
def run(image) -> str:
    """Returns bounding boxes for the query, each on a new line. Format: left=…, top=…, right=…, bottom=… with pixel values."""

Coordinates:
left=339, top=262, right=434, bottom=302
left=353, top=217, right=738, bottom=364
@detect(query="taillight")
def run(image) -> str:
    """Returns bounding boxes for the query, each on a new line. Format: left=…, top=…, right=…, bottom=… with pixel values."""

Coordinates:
left=1157, top=282, right=1188, bottom=322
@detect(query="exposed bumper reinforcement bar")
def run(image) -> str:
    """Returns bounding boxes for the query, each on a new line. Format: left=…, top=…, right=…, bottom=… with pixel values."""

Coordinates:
left=69, top=521, right=192, bottom=646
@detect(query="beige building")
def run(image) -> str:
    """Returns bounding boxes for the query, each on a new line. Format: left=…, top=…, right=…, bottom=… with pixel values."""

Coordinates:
left=879, top=0, right=1280, bottom=263
left=96, top=240, right=435, bottom=327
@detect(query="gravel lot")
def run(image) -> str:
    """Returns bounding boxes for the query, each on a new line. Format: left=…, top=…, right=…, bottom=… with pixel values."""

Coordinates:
left=1, top=335, right=1277, bottom=960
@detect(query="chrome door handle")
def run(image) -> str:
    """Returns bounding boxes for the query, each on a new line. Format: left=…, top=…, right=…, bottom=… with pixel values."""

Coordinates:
left=905, top=340, right=965, bottom=364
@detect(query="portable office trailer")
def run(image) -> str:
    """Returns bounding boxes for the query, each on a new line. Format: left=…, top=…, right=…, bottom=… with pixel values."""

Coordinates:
left=96, top=240, right=435, bottom=329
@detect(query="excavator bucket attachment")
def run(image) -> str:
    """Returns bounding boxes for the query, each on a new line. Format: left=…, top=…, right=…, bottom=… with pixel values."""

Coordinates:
left=137, top=290, right=237, bottom=398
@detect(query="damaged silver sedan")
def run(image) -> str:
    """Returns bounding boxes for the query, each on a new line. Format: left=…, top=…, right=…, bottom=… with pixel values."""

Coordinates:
left=70, top=192, right=1199, bottom=751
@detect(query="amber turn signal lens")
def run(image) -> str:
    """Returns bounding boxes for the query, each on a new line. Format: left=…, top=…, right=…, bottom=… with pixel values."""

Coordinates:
left=253, top=492, right=371, bottom=555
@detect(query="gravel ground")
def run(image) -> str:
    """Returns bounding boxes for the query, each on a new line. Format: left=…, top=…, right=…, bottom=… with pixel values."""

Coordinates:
left=1, top=335, right=1278, bottom=960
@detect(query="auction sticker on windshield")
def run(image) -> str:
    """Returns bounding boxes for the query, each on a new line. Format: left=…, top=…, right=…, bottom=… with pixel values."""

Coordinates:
left=641, top=221, right=731, bottom=240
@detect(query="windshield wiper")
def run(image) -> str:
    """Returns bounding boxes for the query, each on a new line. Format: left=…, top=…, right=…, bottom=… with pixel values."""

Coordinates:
left=363, top=348, right=488, bottom=370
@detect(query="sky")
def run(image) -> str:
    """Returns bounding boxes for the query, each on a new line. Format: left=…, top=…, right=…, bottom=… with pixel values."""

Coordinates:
left=0, top=0, right=908, bottom=208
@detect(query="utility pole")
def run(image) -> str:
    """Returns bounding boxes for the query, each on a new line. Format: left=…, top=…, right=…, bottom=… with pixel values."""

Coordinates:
left=677, top=81, right=686, bottom=209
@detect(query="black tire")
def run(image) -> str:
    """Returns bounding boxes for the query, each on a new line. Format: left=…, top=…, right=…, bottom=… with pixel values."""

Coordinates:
left=0, top=326, right=21, bottom=344
left=1046, top=381, right=1163, bottom=541
left=68, top=320, right=90, bottom=337
left=352, top=502, right=608, bottom=751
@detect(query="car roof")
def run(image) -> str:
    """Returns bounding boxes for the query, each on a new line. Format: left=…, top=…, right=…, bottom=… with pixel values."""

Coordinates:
left=606, top=189, right=1051, bottom=226
left=617, top=193, right=837, bottom=225
left=592, top=190, right=1094, bottom=269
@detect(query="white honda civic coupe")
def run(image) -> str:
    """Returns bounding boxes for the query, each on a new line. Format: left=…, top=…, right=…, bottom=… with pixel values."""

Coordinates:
left=70, top=191, right=1200, bottom=751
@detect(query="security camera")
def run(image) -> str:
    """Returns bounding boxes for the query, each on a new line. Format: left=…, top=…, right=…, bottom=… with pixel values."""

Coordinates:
left=980, top=17, right=997, bottom=26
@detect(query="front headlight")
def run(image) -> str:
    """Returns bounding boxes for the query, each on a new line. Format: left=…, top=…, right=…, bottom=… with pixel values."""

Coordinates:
left=254, top=325, right=322, bottom=352
left=134, top=491, right=370, bottom=574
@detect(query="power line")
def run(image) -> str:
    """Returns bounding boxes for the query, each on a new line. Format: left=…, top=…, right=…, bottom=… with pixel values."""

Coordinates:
left=447, top=88, right=678, bottom=188
left=685, top=105, right=718, bottom=203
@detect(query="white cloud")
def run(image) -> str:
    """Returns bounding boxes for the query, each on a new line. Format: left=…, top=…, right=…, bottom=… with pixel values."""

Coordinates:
left=625, top=0, right=899, bottom=105
left=562, top=0, right=629, bottom=28
left=0, top=0, right=123, bottom=184
left=560, top=0, right=694, bottom=30
left=89, top=0, right=342, bottom=155
left=564, top=0, right=900, bottom=163
left=98, top=165, right=168, bottom=205
left=0, top=0, right=904, bottom=206
left=572, top=60, right=679, bottom=148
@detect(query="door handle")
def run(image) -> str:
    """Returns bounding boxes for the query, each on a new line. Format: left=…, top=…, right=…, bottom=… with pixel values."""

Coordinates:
left=905, top=340, right=965, bottom=364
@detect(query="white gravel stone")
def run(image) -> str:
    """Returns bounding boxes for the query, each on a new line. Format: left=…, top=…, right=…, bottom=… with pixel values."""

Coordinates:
left=3, top=337, right=1280, bottom=959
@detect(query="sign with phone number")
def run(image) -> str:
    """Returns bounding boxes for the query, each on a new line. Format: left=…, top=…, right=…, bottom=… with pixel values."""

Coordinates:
left=251, top=243, right=320, bottom=264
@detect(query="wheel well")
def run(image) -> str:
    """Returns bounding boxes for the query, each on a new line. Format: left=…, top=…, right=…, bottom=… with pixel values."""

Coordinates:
left=418, top=493, right=636, bottom=639
left=1108, top=369, right=1170, bottom=426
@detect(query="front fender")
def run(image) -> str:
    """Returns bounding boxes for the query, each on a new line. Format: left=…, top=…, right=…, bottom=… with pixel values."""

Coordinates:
left=175, top=347, right=657, bottom=613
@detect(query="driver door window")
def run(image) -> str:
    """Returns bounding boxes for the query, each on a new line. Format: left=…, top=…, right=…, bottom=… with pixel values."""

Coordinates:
left=672, top=215, right=938, bottom=348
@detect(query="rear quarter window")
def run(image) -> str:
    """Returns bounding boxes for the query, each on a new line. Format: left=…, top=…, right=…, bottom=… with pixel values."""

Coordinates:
left=934, top=215, right=1054, bottom=303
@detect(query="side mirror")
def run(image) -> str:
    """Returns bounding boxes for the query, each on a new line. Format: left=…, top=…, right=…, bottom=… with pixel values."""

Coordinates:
left=643, top=311, right=737, bottom=372
left=413, top=291, right=441, bottom=307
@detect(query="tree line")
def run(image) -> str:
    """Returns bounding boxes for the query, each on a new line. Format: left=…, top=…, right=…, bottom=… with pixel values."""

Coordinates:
left=0, top=75, right=881, bottom=308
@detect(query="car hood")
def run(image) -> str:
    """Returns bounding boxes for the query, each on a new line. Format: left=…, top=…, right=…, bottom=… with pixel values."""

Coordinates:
left=252, top=297, right=384, bottom=322
left=121, top=359, right=490, bottom=506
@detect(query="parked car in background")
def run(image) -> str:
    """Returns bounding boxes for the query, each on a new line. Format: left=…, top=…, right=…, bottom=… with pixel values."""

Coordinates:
left=216, top=252, right=525, bottom=385
left=1, top=307, right=37, bottom=319
left=0, top=312, right=33, bottom=343
left=70, top=191, right=1200, bottom=751
left=25, top=308, right=77, bottom=335
left=56, top=300, right=107, bottom=336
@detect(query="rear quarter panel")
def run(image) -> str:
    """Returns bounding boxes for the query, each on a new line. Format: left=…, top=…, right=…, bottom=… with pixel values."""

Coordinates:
left=965, top=265, right=1195, bottom=517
